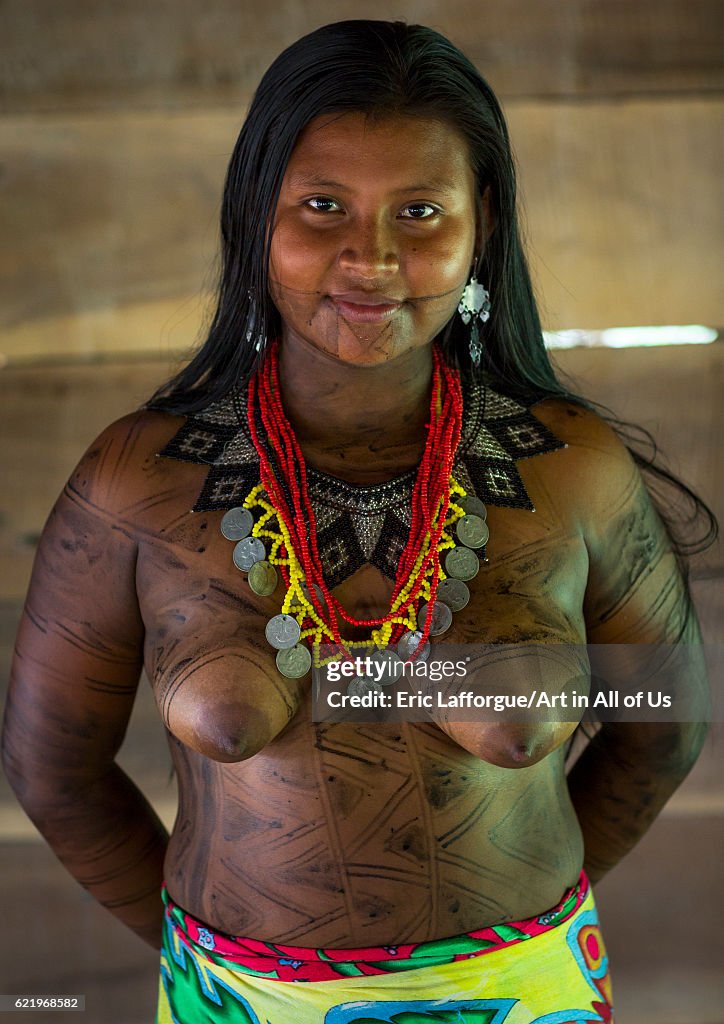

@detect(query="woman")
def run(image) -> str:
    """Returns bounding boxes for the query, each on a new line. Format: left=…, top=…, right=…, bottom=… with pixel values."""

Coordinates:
left=2, top=20, right=713, bottom=1024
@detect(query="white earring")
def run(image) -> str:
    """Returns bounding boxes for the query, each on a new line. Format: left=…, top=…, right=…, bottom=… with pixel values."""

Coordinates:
left=458, top=275, right=491, bottom=367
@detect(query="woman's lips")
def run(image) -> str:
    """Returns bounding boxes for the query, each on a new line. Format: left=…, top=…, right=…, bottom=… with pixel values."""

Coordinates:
left=328, top=295, right=404, bottom=324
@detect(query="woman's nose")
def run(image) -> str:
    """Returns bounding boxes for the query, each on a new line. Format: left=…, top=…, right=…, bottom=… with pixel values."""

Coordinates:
left=338, top=217, right=400, bottom=278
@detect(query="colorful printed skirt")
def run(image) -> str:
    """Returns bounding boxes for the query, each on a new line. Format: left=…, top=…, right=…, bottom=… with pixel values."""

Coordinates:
left=156, top=872, right=613, bottom=1023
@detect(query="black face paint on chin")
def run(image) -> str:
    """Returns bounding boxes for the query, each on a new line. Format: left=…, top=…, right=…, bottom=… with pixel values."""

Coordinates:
left=334, top=316, right=396, bottom=360
left=306, top=302, right=398, bottom=361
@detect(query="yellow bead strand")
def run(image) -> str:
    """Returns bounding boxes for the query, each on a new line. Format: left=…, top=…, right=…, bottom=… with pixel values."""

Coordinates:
left=238, top=474, right=472, bottom=665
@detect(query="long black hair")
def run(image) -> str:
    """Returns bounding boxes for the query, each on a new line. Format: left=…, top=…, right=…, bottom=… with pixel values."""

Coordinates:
left=144, top=19, right=716, bottom=562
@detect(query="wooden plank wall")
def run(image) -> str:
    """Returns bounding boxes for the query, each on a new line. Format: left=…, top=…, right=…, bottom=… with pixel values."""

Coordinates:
left=1, top=0, right=721, bottom=810
left=1, top=6, right=722, bottom=1019
left=1, top=1, right=722, bottom=363
left=3, top=0, right=723, bottom=108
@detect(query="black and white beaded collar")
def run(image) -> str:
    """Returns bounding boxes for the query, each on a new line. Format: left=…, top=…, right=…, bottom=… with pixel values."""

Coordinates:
left=155, top=379, right=565, bottom=587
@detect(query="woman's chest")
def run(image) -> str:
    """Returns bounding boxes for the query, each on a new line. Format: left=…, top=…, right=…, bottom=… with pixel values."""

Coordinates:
left=135, top=498, right=589, bottom=700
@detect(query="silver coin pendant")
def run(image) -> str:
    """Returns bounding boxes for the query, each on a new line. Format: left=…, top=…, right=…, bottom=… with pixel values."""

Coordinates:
left=347, top=677, right=383, bottom=699
left=437, top=577, right=471, bottom=612
left=417, top=601, right=453, bottom=636
left=276, top=643, right=312, bottom=678
left=265, top=613, right=302, bottom=650
left=396, top=630, right=431, bottom=662
left=458, top=495, right=487, bottom=520
left=220, top=507, right=254, bottom=541
left=456, top=514, right=490, bottom=549
left=233, top=536, right=266, bottom=571
left=369, top=649, right=404, bottom=686
left=301, top=582, right=327, bottom=609
left=445, top=546, right=480, bottom=581
left=248, top=560, right=278, bottom=596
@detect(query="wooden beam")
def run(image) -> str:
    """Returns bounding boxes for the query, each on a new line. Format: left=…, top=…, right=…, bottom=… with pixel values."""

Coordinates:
left=2, top=0, right=722, bottom=110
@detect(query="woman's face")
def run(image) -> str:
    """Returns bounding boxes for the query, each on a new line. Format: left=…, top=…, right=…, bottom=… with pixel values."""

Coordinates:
left=268, top=112, right=484, bottom=367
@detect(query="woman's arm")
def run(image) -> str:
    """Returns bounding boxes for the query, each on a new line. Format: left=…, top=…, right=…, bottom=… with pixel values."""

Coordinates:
left=566, top=718, right=707, bottom=885
left=566, top=424, right=710, bottom=882
left=1, top=415, right=168, bottom=948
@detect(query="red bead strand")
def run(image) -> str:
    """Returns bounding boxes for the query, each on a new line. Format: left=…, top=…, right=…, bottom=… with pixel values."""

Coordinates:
left=246, top=340, right=463, bottom=652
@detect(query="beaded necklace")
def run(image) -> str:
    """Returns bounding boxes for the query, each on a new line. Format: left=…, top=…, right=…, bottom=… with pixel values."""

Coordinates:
left=225, top=340, right=486, bottom=679
left=154, top=350, right=567, bottom=682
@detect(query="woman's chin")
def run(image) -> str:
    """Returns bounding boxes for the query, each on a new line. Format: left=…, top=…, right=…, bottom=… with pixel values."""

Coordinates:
left=309, top=331, right=425, bottom=368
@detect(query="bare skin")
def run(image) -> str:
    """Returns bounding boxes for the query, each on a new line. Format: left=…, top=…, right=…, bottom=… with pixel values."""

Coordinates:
left=1, top=114, right=707, bottom=951
left=1, top=401, right=706, bottom=950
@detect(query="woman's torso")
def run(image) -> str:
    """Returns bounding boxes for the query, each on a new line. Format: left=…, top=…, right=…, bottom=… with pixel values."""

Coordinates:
left=133, top=399, right=589, bottom=945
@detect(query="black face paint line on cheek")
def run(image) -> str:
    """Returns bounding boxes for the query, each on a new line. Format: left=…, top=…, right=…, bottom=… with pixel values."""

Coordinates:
left=271, top=281, right=319, bottom=328
left=271, top=272, right=463, bottom=365
left=413, top=283, right=467, bottom=305
left=270, top=276, right=464, bottom=305
left=409, top=281, right=468, bottom=304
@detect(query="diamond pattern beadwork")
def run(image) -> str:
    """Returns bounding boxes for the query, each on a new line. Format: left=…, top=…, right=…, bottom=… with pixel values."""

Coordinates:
left=315, top=513, right=367, bottom=589
left=154, top=376, right=565, bottom=584
left=371, top=511, right=413, bottom=580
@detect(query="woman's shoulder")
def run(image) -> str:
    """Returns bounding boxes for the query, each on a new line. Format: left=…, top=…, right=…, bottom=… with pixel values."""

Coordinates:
left=526, top=398, right=643, bottom=536
left=86, top=406, right=184, bottom=446
left=530, top=397, right=624, bottom=451
left=67, top=407, right=190, bottom=523
left=73, top=407, right=185, bottom=479
left=531, top=398, right=636, bottom=476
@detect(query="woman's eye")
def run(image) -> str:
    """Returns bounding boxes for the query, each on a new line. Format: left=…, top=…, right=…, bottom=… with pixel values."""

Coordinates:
left=305, top=196, right=342, bottom=213
left=400, top=203, right=439, bottom=220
